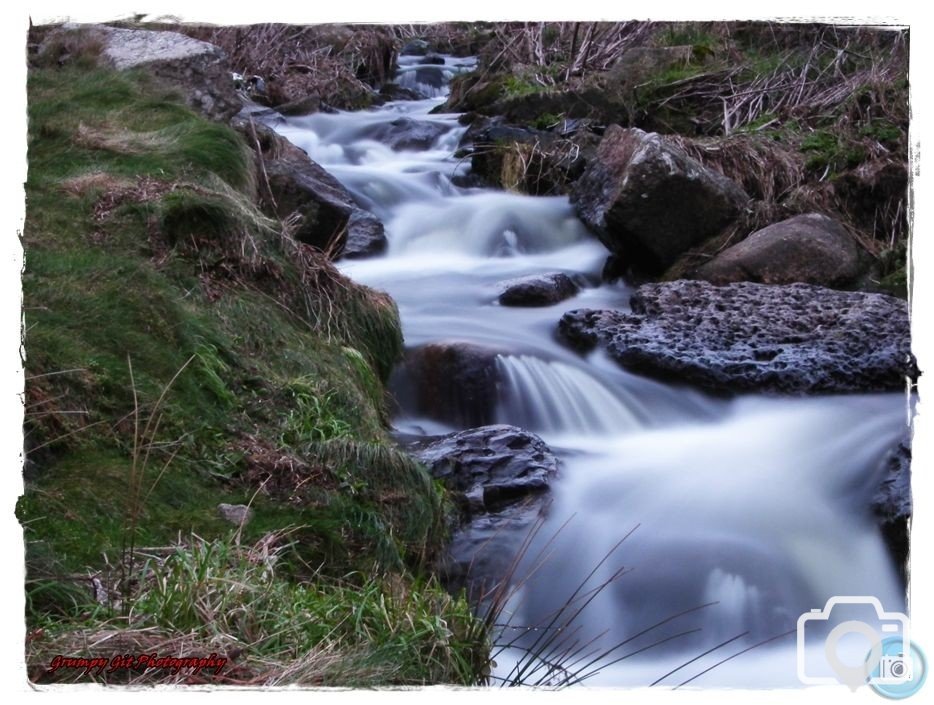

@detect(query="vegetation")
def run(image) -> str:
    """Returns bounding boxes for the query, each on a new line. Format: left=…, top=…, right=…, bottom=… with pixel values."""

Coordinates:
left=20, top=17, right=912, bottom=687
left=28, top=533, right=486, bottom=685
left=21, top=56, right=487, bottom=685
left=443, top=22, right=908, bottom=295
left=170, top=23, right=396, bottom=109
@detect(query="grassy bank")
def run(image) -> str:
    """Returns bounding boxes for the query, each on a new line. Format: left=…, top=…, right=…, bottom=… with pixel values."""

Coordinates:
left=20, top=58, right=488, bottom=685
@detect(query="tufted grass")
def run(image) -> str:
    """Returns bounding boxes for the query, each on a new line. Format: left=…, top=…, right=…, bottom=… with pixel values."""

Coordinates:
left=27, top=533, right=489, bottom=686
left=21, top=56, right=485, bottom=685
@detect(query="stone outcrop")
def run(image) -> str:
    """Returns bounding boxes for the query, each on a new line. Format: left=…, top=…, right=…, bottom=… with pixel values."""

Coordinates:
left=397, top=342, right=503, bottom=427
left=570, top=126, right=749, bottom=276
left=231, top=110, right=387, bottom=258
left=559, top=280, right=915, bottom=395
left=40, top=24, right=240, bottom=122
left=369, top=117, right=449, bottom=151
left=409, top=424, right=558, bottom=513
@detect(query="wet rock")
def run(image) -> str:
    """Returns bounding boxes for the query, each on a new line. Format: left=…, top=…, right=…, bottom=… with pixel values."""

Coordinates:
left=402, top=39, right=431, bottom=56
left=410, top=424, right=558, bottom=513
left=399, top=342, right=503, bottom=427
left=233, top=73, right=269, bottom=105
left=559, top=280, right=915, bottom=395
left=419, top=54, right=446, bottom=65
left=276, top=94, right=331, bottom=117
left=232, top=113, right=387, bottom=259
left=368, top=117, right=449, bottom=151
left=694, top=213, right=866, bottom=288
left=376, top=84, right=424, bottom=103
left=40, top=24, right=240, bottom=122
left=437, top=502, right=544, bottom=600
left=414, top=65, right=445, bottom=91
left=498, top=272, right=579, bottom=307
left=265, top=157, right=387, bottom=257
left=450, top=172, right=487, bottom=189
left=873, top=437, right=912, bottom=581
left=343, top=212, right=388, bottom=259
left=570, top=126, right=749, bottom=276
left=217, top=503, right=253, bottom=527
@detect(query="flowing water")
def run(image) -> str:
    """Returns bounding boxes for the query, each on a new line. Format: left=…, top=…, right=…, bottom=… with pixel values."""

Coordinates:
left=270, top=54, right=912, bottom=687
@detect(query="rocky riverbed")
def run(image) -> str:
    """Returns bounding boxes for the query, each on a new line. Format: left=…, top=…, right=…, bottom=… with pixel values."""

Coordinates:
left=28, top=20, right=916, bottom=689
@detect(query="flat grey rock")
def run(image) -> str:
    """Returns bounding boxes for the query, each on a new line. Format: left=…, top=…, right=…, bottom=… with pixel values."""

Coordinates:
left=559, top=280, right=915, bottom=394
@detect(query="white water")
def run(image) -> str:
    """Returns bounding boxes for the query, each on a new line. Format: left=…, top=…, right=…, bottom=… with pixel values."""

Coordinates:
left=269, top=53, right=912, bottom=688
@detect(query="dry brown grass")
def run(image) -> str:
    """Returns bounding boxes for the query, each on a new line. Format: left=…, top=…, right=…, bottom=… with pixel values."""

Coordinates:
left=645, top=25, right=908, bottom=134
left=175, top=23, right=394, bottom=108
left=59, top=171, right=131, bottom=197
left=480, top=22, right=656, bottom=81
left=27, top=626, right=241, bottom=685
left=74, top=123, right=178, bottom=155
left=32, top=25, right=105, bottom=68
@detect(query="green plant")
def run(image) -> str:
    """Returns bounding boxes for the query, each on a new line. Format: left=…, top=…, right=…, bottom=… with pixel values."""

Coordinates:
left=120, top=354, right=196, bottom=610
left=279, top=379, right=353, bottom=446
left=502, top=74, right=546, bottom=99
left=860, top=119, right=903, bottom=144
left=28, top=533, right=490, bottom=686
left=23, top=58, right=469, bottom=686
left=532, top=112, right=561, bottom=130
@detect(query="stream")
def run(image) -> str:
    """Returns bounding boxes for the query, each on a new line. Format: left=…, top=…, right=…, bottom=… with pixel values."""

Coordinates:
left=270, top=53, right=911, bottom=687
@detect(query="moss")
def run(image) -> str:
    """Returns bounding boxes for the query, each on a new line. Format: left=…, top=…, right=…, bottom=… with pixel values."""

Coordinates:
left=860, top=118, right=904, bottom=145
left=878, top=266, right=908, bottom=299
left=800, top=129, right=870, bottom=174
left=532, top=112, right=562, bottom=130
left=502, top=74, right=545, bottom=99
left=655, top=24, right=722, bottom=60
left=22, top=59, right=476, bottom=682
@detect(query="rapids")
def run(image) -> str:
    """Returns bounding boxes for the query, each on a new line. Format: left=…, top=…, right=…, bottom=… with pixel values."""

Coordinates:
left=269, top=52, right=911, bottom=687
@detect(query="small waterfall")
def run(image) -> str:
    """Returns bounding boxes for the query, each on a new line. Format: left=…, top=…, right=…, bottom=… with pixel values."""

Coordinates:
left=496, top=354, right=644, bottom=435
left=394, top=55, right=477, bottom=98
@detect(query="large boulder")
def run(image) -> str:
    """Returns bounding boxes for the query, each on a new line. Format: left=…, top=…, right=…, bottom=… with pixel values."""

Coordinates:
left=694, top=213, right=867, bottom=288
left=498, top=272, right=579, bottom=307
left=396, top=342, right=503, bottom=427
left=40, top=24, right=240, bottom=122
left=265, top=158, right=387, bottom=258
left=559, top=280, right=915, bottom=395
left=409, top=424, right=558, bottom=513
left=570, top=126, right=749, bottom=276
left=231, top=111, right=387, bottom=258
